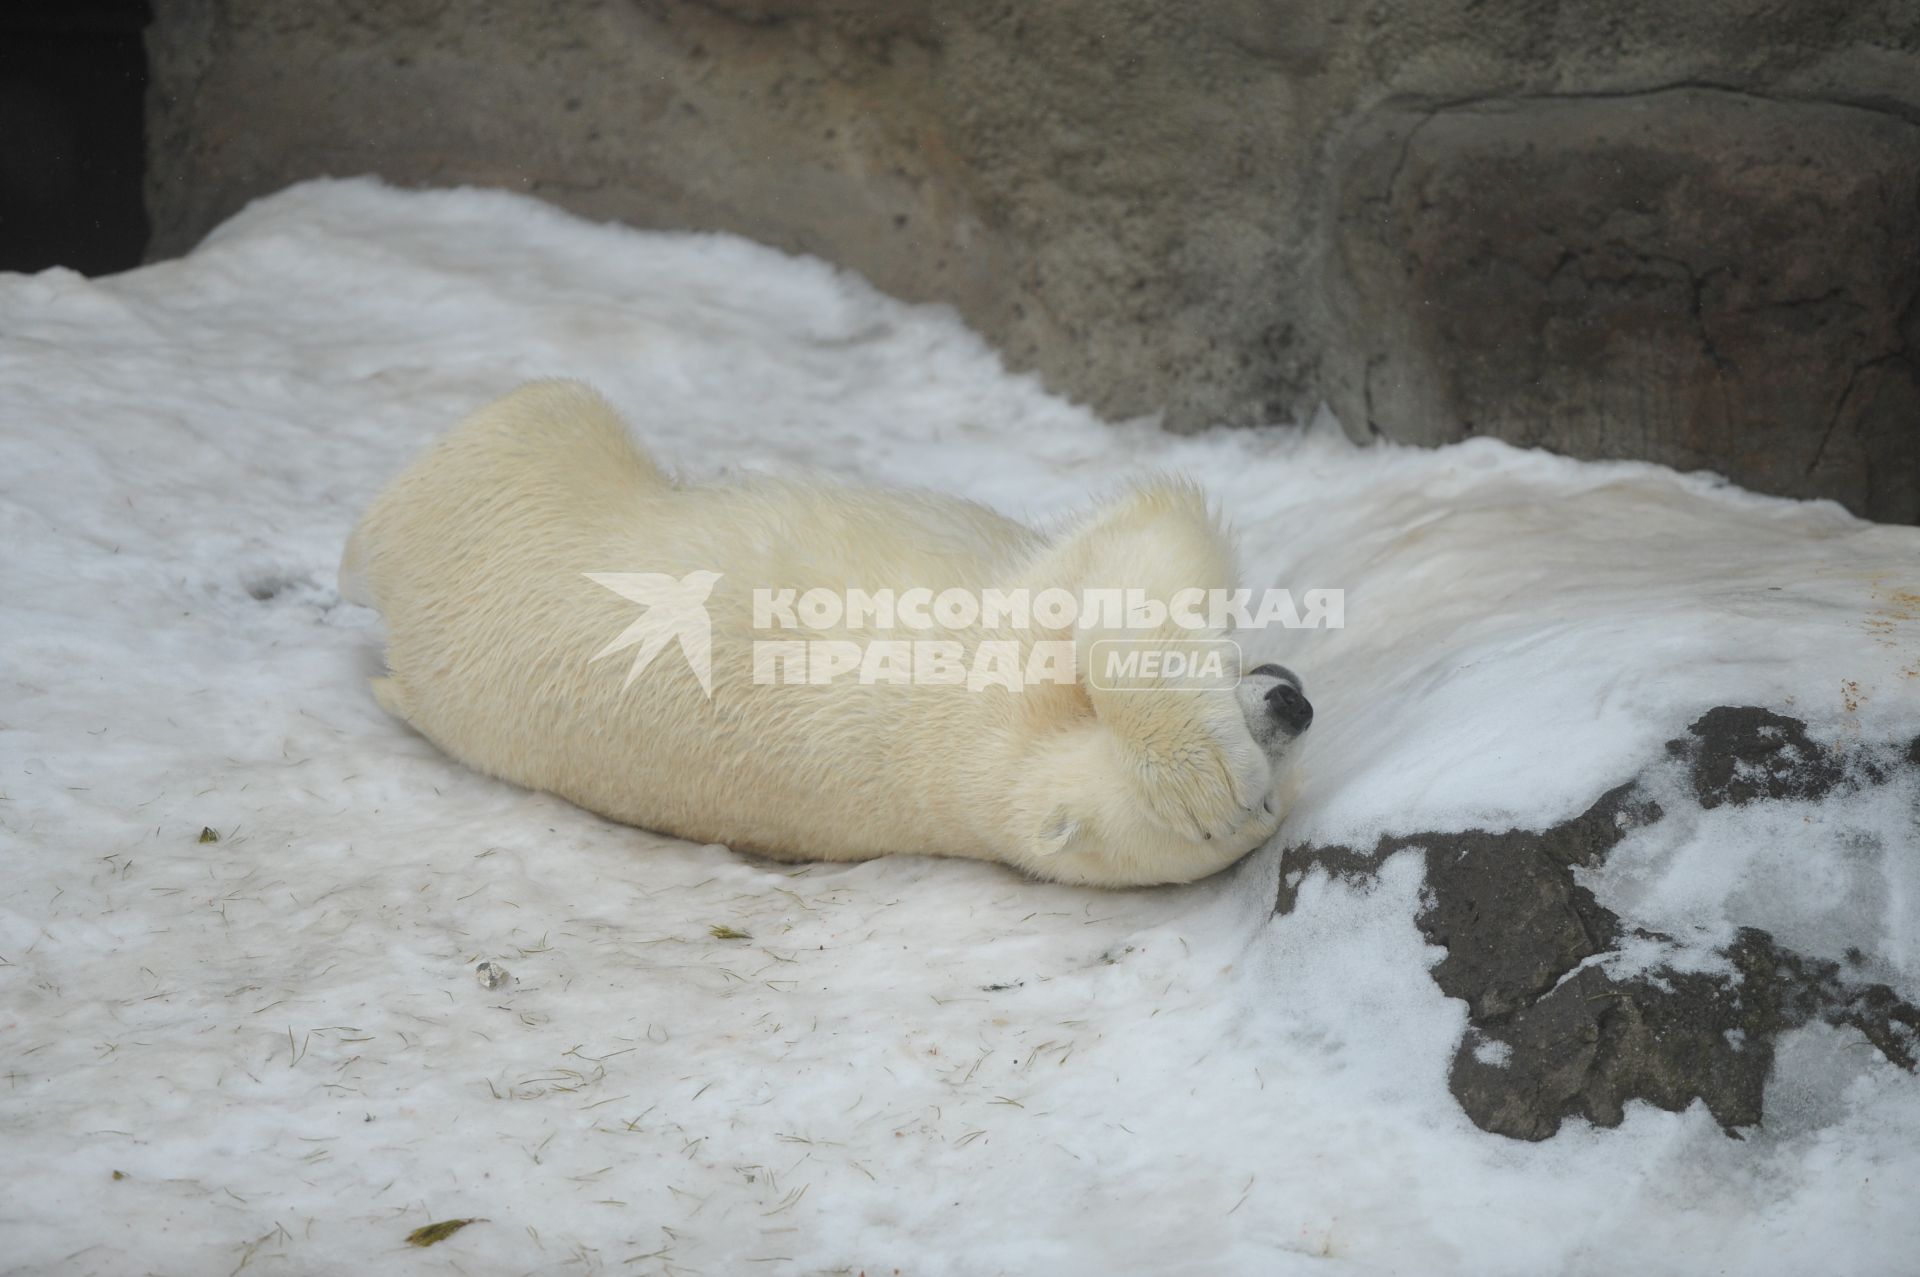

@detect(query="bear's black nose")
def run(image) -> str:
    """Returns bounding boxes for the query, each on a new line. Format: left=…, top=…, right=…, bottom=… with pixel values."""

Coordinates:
left=1265, top=680, right=1313, bottom=734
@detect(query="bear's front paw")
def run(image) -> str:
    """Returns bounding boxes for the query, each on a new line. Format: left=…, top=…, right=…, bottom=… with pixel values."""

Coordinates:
left=1225, top=787, right=1284, bottom=853
left=1124, top=705, right=1274, bottom=844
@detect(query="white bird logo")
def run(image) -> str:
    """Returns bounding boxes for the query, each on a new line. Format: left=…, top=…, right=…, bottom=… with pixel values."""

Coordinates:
left=584, top=570, right=722, bottom=697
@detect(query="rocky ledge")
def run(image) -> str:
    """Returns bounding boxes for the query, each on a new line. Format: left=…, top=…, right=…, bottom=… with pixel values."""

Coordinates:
left=1277, top=707, right=1920, bottom=1141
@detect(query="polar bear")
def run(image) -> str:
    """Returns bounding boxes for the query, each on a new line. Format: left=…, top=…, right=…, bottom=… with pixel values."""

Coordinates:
left=341, top=380, right=1313, bottom=887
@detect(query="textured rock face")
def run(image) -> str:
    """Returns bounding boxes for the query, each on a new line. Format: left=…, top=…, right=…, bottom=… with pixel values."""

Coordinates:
left=144, top=1, right=1920, bottom=519
left=1328, top=91, right=1920, bottom=523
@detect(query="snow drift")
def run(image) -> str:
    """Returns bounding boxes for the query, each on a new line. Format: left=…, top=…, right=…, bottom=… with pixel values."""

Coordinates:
left=2, top=179, right=1917, bottom=1275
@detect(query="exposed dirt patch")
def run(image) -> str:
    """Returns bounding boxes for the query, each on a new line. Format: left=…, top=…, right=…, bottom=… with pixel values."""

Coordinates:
left=1277, top=706, right=1920, bottom=1140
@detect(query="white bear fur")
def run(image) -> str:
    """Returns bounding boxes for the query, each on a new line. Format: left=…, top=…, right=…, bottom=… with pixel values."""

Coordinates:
left=342, top=380, right=1296, bottom=887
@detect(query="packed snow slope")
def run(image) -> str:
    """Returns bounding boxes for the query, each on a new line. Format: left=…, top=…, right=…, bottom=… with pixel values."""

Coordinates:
left=2, top=179, right=1917, bottom=1276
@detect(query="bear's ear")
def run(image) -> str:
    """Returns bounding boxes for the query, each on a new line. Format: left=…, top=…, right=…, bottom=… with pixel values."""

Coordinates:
left=1012, top=479, right=1237, bottom=636
left=1034, top=806, right=1085, bottom=858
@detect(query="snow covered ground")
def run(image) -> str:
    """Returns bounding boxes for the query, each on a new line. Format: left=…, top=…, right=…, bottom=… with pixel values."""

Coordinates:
left=3, top=179, right=1917, bottom=1275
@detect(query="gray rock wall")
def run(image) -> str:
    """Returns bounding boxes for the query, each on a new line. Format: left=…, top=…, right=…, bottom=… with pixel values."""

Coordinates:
left=146, top=0, right=1920, bottom=521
